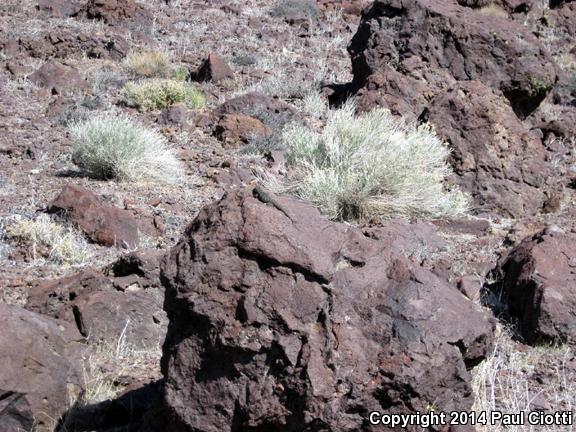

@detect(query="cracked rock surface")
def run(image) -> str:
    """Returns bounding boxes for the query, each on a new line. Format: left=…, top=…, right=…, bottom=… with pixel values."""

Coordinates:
left=160, top=188, right=495, bottom=431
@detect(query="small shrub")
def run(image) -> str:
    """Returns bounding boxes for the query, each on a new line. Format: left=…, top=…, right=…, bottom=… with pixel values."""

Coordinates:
left=124, top=51, right=170, bottom=78
left=90, top=66, right=129, bottom=93
left=172, top=65, right=190, bottom=82
left=6, top=214, right=90, bottom=265
left=301, top=90, right=329, bottom=117
left=122, top=79, right=205, bottom=111
left=250, top=74, right=323, bottom=102
left=478, top=4, right=508, bottom=18
left=231, top=54, right=258, bottom=66
left=56, top=325, right=162, bottom=430
left=70, top=114, right=184, bottom=183
left=271, top=101, right=468, bottom=221
left=269, top=0, right=319, bottom=20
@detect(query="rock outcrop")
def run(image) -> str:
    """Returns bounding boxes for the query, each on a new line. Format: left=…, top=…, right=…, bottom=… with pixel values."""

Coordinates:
left=27, top=251, right=167, bottom=347
left=193, top=53, right=234, bottom=82
left=496, top=227, right=576, bottom=344
left=349, top=0, right=556, bottom=118
left=85, top=0, right=153, bottom=28
left=0, top=304, right=82, bottom=431
left=28, top=60, right=89, bottom=94
left=426, top=81, right=553, bottom=216
left=48, top=184, right=140, bottom=249
left=347, top=0, right=563, bottom=218
left=160, top=188, right=494, bottom=431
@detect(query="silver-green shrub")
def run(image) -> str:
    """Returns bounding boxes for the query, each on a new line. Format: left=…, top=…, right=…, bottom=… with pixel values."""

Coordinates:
left=122, top=79, right=205, bottom=111
left=275, top=101, right=468, bottom=221
left=70, top=114, right=184, bottom=183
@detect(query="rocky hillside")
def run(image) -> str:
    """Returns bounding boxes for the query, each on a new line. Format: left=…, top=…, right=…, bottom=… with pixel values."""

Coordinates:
left=0, top=0, right=575, bottom=431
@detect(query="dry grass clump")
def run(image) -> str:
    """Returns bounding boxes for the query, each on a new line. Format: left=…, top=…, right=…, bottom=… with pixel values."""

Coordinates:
left=80, top=325, right=161, bottom=405
left=70, top=114, right=184, bottom=183
left=56, top=322, right=162, bottom=431
left=268, top=101, right=468, bottom=221
left=124, top=50, right=171, bottom=78
left=478, top=4, right=509, bottom=18
left=6, top=214, right=90, bottom=265
left=122, top=79, right=205, bottom=111
left=269, top=0, right=319, bottom=20
left=472, top=327, right=576, bottom=432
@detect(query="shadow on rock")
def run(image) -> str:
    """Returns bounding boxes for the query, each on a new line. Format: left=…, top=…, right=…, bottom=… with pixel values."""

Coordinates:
left=55, top=380, right=164, bottom=432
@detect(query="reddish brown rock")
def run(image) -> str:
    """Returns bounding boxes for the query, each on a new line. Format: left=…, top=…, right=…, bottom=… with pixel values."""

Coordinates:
left=353, top=68, right=430, bottom=119
left=349, top=0, right=556, bottom=118
left=160, top=188, right=494, bottom=431
left=0, top=304, right=82, bottom=431
left=48, top=184, right=139, bottom=248
left=497, top=227, right=576, bottom=344
left=27, top=251, right=166, bottom=347
left=86, top=0, right=153, bottom=27
left=27, top=267, right=111, bottom=320
left=73, top=288, right=166, bottom=347
left=28, top=60, right=89, bottom=94
left=427, top=81, right=554, bottom=217
left=47, top=30, right=129, bottom=60
left=193, top=53, right=234, bottom=82
left=214, top=113, right=270, bottom=147
left=319, top=0, right=370, bottom=16
left=36, top=0, right=82, bottom=17
left=213, top=92, right=296, bottom=119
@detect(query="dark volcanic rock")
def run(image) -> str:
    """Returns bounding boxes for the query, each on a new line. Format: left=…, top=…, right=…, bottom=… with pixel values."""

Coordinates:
left=193, top=53, right=234, bottom=82
left=0, top=304, right=82, bottom=431
left=27, top=251, right=166, bottom=347
left=37, top=0, right=82, bottom=17
left=347, top=0, right=563, bottom=217
left=213, top=91, right=297, bottom=119
left=160, top=188, right=494, bottom=431
left=214, top=113, right=270, bottom=147
left=349, top=0, right=556, bottom=118
left=427, top=81, right=554, bottom=217
left=28, top=60, right=89, bottom=94
left=72, top=288, right=166, bottom=347
left=48, top=184, right=139, bottom=248
left=86, top=0, right=153, bottom=27
left=497, top=227, right=576, bottom=344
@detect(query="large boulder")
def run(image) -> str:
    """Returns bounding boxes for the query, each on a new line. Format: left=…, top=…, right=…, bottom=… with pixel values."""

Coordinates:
left=0, top=304, right=82, bottom=431
left=347, top=0, right=562, bottom=217
left=349, top=0, right=556, bottom=118
left=426, top=81, right=554, bottom=217
left=160, top=188, right=494, bottom=431
left=27, top=251, right=167, bottom=348
left=48, top=184, right=139, bottom=249
left=496, top=227, right=576, bottom=344
left=28, top=60, right=89, bottom=94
